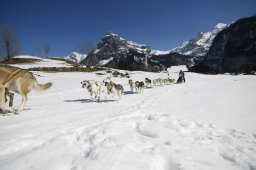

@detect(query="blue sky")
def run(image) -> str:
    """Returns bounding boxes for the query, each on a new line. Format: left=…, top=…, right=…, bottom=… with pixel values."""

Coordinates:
left=0, top=0, right=255, bottom=57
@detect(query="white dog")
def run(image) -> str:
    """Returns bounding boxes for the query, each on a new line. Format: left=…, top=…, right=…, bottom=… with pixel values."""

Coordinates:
left=128, top=79, right=136, bottom=92
left=81, top=80, right=108, bottom=102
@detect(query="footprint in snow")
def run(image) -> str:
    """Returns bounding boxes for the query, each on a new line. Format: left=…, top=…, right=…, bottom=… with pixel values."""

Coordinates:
left=135, top=123, right=158, bottom=138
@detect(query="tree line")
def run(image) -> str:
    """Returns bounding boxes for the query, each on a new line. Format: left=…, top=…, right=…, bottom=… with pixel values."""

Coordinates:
left=0, top=25, right=94, bottom=62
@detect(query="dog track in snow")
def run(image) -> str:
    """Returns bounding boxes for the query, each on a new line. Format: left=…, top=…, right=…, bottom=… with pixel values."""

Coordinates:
left=135, top=123, right=159, bottom=138
left=63, top=111, right=256, bottom=170
left=51, top=86, right=256, bottom=170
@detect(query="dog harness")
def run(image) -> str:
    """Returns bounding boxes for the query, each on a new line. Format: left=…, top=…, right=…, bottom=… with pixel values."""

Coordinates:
left=0, top=66, right=23, bottom=85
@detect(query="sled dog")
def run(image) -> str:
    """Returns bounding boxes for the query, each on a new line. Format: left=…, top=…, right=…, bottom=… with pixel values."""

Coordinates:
left=81, top=80, right=99, bottom=99
left=105, top=81, right=123, bottom=101
left=128, top=79, right=136, bottom=92
left=145, top=78, right=151, bottom=87
left=0, top=65, right=52, bottom=113
left=135, top=81, right=145, bottom=93
left=81, top=80, right=107, bottom=101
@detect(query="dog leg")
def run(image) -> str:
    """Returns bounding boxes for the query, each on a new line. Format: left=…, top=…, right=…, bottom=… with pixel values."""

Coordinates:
left=5, top=90, right=14, bottom=107
left=0, top=84, right=14, bottom=113
left=17, top=91, right=28, bottom=112
left=9, top=92, right=14, bottom=107
left=97, top=91, right=101, bottom=102
left=118, top=91, right=122, bottom=102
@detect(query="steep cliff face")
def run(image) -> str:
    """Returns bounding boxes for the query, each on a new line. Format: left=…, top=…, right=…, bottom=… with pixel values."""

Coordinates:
left=204, top=16, right=256, bottom=73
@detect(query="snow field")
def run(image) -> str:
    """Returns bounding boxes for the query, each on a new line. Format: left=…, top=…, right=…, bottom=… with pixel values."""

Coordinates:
left=0, top=69, right=256, bottom=170
left=9, top=55, right=73, bottom=69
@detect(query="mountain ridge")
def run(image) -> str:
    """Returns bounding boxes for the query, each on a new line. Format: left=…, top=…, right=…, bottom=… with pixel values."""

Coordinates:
left=170, top=23, right=228, bottom=56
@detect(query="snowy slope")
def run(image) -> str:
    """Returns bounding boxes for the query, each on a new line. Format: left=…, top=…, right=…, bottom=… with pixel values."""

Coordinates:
left=0, top=66, right=256, bottom=170
left=8, top=55, right=73, bottom=69
left=171, top=23, right=228, bottom=56
left=150, top=49, right=171, bottom=55
left=167, top=65, right=188, bottom=72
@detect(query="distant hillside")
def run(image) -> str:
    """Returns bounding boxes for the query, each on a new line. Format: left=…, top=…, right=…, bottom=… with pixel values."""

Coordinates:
left=151, top=52, right=193, bottom=68
left=0, top=55, right=99, bottom=72
left=1, top=55, right=75, bottom=69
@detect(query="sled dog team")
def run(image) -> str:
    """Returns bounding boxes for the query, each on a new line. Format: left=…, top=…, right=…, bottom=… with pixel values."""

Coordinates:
left=1, top=65, right=184, bottom=113
left=81, top=76, right=176, bottom=102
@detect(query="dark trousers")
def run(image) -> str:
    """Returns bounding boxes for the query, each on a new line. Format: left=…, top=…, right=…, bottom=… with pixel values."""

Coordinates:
left=178, top=76, right=185, bottom=83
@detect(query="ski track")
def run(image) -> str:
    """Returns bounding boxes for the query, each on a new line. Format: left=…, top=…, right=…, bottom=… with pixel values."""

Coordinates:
left=0, top=71, right=256, bottom=170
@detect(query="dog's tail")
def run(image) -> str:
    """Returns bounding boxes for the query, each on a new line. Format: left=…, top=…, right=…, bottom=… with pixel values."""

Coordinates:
left=33, top=79, right=53, bottom=92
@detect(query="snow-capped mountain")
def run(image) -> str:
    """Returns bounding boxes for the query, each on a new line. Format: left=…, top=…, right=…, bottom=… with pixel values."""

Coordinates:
left=82, top=32, right=151, bottom=64
left=80, top=32, right=165, bottom=71
left=65, top=52, right=87, bottom=63
left=80, top=32, right=193, bottom=71
left=171, top=23, right=228, bottom=56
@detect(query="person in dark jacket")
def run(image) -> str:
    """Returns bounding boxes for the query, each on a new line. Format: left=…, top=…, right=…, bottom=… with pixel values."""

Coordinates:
left=178, top=70, right=185, bottom=83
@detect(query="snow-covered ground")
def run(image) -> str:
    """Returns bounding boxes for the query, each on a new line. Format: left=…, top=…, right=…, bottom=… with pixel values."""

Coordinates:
left=167, top=65, right=188, bottom=73
left=9, top=55, right=73, bottom=69
left=0, top=68, right=256, bottom=170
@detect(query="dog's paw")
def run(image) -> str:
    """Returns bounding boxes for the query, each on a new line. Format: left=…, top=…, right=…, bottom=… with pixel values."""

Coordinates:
left=0, top=107, right=14, bottom=114
left=5, top=107, right=14, bottom=113
left=17, top=108, right=23, bottom=113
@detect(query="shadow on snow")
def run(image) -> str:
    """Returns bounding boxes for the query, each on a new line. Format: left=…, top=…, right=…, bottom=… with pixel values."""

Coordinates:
left=64, top=99, right=117, bottom=103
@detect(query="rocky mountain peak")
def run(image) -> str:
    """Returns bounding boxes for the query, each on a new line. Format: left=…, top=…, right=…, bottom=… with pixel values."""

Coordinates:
left=80, top=32, right=166, bottom=71
left=65, top=52, right=87, bottom=63
left=214, top=23, right=228, bottom=30
left=97, top=32, right=123, bottom=49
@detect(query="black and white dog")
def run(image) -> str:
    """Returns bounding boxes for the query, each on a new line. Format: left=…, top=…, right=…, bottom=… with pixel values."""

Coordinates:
left=81, top=80, right=100, bottom=100
left=145, top=78, right=152, bottom=88
left=135, top=81, right=145, bottom=94
left=81, top=80, right=108, bottom=101
left=103, top=77, right=124, bottom=101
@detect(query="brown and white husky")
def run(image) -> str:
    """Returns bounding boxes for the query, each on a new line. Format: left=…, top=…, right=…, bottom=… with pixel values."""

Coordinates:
left=0, top=65, right=52, bottom=113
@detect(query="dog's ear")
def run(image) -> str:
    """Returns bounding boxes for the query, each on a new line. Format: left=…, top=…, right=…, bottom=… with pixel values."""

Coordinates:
left=81, top=80, right=87, bottom=84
